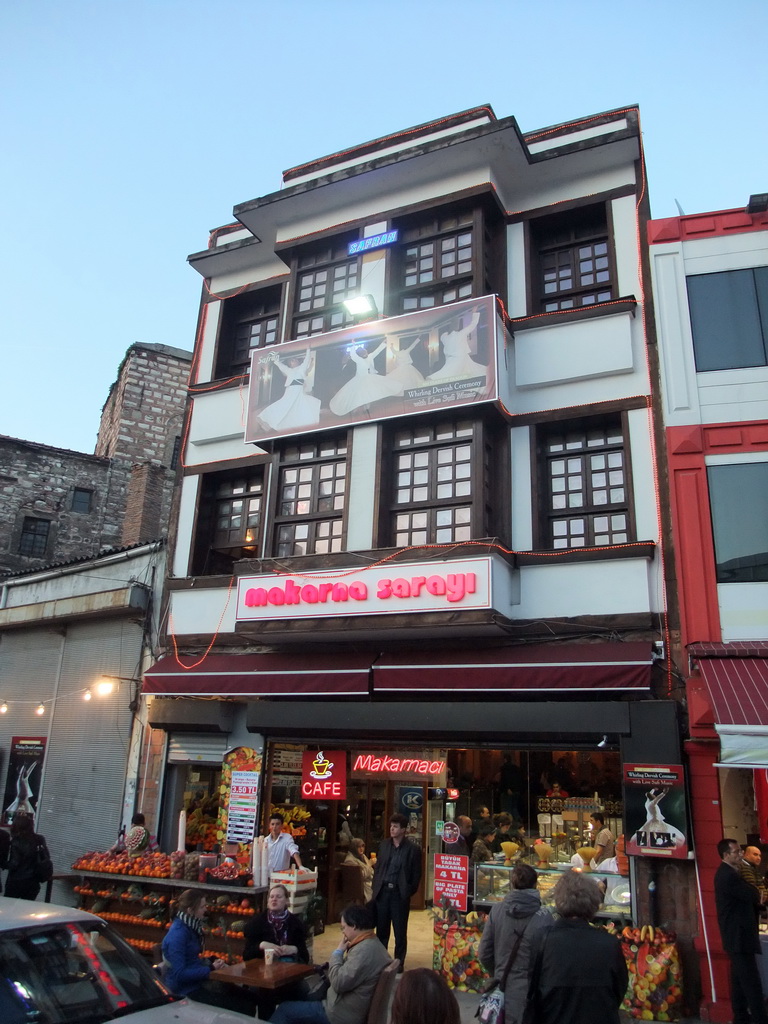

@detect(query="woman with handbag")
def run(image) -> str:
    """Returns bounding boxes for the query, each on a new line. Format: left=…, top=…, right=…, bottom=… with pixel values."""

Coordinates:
left=477, top=863, right=554, bottom=1024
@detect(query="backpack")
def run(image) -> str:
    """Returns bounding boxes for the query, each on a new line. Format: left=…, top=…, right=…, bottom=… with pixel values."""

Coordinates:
left=34, top=836, right=53, bottom=884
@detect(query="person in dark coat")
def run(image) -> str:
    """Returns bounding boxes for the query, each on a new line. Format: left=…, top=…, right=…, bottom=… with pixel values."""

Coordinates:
left=371, top=813, right=421, bottom=969
left=4, top=813, right=49, bottom=901
left=714, top=838, right=768, bottom=1024
left=526, top=870, right=628, bottom=1024
left=478, top=863, right=554, bottom=1024
left=243, top=883, right=309, bottom=1019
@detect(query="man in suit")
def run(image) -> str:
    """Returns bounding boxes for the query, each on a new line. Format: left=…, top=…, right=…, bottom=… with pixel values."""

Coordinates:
left=371, top=813, right=421, bottom=970
left=714, top=837, right=768, bottom=1024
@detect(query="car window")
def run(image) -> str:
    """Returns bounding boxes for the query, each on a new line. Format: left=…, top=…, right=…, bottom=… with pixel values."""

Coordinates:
left=1, top=920, right=172, bottom=1023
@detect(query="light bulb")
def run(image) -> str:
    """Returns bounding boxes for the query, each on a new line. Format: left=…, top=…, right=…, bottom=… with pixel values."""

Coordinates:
left=36, top=703, right=46, bottom=716
left=83, top=689, right=92, bottom=701
left=0, top=702, right=7, bottom=714
left=96, top=678, right=115, bottom=697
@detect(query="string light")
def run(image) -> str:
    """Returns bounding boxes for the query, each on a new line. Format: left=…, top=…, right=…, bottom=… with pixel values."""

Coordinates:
left=0, top=702, right=7, bottom=714
left=83, top=689, right=92, bottom=702
left=35, top=703, right=45, bottom=716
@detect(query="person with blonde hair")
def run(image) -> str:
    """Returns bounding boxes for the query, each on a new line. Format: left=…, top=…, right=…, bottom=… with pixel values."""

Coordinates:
left=343, top=838, right=374, bottom=902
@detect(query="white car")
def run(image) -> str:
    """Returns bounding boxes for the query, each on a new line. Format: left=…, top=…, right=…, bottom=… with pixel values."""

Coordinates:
left=0, top=896, right=253, bottom=1022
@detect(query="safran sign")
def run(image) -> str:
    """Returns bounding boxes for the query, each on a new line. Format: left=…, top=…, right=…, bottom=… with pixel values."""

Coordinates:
left=301, top=750, right=346, bottom=800
left=348, top=230, right=398, bottom=255
left=235, top=557, right=492, bottom=621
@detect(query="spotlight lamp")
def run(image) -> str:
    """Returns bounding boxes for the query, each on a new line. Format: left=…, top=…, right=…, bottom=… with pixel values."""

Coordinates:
left=597, top=734, right=608, bottom=749
left=0, top=702, right=7, bottom=714
left=36, top=703, right=46, bottom=716
left=83, top=689, right=93, bottom=701
left=342, top=294, right=378, bottom=319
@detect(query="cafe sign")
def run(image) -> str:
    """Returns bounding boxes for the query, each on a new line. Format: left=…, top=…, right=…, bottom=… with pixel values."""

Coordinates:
left=301, top=750, right=347, bottom=800
left=236, top=557, right=492, bottom=621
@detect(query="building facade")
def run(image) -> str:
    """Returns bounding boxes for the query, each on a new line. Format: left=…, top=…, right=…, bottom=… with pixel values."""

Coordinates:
left=0, top=342, right=191, bottom=575
left=144, top=104, right=695, bottom=989
left=649, top=197, right=768, bottom=1022
left=0, top=342, right=191, bottom=897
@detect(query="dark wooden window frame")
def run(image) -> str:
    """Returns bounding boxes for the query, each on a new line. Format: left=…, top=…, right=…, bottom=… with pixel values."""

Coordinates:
left=267, top=431, right=351, bottom=558
left=526, top=200, right=618, bottom=314
left=191, top=467, right=267, bottom=576
left=213, top=283, right=285, bottom=380
left=376, top=411, right=508, bottom=548
left=532, top=410, right=637, bottom=551
left=71, top=487, right=93, bottom=514
left=287, top=236, right=362, bottom=342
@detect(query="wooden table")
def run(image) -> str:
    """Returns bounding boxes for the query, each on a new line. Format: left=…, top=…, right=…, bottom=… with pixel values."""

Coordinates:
left=210, top=960, right=315, bottom=990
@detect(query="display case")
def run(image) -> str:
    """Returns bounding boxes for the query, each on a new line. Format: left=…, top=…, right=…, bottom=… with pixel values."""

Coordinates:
left=74, top=872, right=267, bottom=960
left=473, top=862, right=632, bottom=921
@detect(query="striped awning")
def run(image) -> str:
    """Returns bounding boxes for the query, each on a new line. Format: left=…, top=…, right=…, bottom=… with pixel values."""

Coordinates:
left=697, top=657, right=768, bottom=768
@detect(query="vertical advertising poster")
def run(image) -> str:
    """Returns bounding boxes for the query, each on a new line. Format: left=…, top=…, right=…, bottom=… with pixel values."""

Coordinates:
left=245, top=295, right=498, bottom=444
left=218, top=746, right=263, bottom=846
left=623, top=764, right=689, bottom=858
left=433, top=853, right=469, bottom=911
left=2, top=737, right=46, bottom=825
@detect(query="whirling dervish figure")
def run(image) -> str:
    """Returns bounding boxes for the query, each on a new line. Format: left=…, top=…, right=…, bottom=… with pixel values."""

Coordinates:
left=256, top=350, right=321, bottom=431
left=4, top=762, right=36, bottom=822
left=384, top=336, right=425, bottom=393
left=329, top=340, right=393, bottom=416
left=427, top=308, right=483, bottom=381
left=633, top=788, right=685, bottom=849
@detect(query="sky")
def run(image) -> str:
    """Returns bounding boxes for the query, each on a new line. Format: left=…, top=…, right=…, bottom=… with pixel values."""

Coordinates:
left=1, top=0, right=766, bottom=454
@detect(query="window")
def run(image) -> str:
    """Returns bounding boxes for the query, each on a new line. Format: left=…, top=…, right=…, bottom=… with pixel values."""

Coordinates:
left=272, top=435, right=348, bottom=556
left=687, top=267, right=768, bottom=371
left=708, top=462, right=768, bottom=582
left=18, top=517, right=51, bottom=557
left=539, top=416, right=631, bottom=549
left=394, top=210, right=476, bottom=313
left=532, top=204, right=614, bottom=312
left=192, top=470, right=265, bottom=575
left=215, top=286, right=282, bottom=378
left=71, top=488, right=93, bottom=513
left=384, top=417, right=501, bottom=546
left=291, top=242, right=360, bottom=339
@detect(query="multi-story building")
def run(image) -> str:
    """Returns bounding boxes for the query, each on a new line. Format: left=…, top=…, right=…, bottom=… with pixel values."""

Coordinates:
left=649, top=195, right=768, bottom=1022
left=144, top=104, right=692, bottom=977
left=0, top=342, right=190, bottom=574
left=0, top=342, right=191, bottom=896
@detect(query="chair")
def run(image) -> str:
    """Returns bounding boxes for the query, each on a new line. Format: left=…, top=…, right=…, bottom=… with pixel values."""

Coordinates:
left=365, top=959, right=400, bottom=1024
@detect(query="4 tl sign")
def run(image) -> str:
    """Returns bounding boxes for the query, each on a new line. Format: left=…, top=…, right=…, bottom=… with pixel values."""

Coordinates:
left=433, top=853, right=469, bottom=912
left=301, top=750, right=347, bottom=800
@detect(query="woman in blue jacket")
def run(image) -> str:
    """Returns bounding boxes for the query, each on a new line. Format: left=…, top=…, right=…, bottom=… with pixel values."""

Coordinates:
left=162, top=889, right=225, bottom=1001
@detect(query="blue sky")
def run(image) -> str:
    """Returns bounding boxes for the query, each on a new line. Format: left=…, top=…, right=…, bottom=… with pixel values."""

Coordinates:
left=2, top=0, right=766, bottom=453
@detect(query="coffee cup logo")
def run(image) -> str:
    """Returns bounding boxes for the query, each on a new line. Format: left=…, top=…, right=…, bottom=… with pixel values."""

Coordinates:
left=310, top=751, right=333, bottom=779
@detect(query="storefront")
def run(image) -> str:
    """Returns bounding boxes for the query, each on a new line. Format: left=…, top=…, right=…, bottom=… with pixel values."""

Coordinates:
left=144, top=645, right=684, bottom=928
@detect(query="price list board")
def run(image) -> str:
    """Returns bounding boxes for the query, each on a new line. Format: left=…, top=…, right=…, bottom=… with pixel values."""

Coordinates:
left=226, top=770, right=260, bottom=843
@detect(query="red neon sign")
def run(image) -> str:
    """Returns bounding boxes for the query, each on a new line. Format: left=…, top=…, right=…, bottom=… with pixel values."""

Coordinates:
left=353, top=754, right=445, bottom=775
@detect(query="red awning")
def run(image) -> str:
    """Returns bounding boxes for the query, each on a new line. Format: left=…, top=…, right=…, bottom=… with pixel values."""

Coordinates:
left=697, top=658, right=768, bottom=728
left=372, top=643, right=652, bottom=693
left=143, top=653, right=372, bottom=697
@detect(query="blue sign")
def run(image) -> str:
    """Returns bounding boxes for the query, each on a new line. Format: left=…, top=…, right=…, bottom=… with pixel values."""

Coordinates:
left=348, top=230, right=399, bottom=256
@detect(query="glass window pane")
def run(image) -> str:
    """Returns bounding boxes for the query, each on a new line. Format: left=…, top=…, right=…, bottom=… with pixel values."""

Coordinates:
left=708, top=462, right=768, bottom=582
left=687, top=269, right=768, bottom=371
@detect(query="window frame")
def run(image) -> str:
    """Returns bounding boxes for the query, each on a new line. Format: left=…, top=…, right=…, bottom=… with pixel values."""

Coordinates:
left=18, top=516, right=52, bottom=558
left=71, top=487, right=93, bottom=514
left=533, top=411, right=636, bottom=552
left=528, top=201, right=617, bottom=313
left=288, top=237, right=362, bottom=341
left=213, top=283, right=284, bottom=380
left=191, top=466, right=267, bottom=576
left=267, top=431, right=351, bottom=558
left=686, top=266, right=768, bottom=372
left=377, top=412, right=507, bottom=548
left=707, top=460, right=768, bottom=583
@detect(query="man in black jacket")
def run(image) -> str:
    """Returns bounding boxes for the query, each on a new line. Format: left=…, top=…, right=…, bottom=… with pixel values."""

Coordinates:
left=714, top=838, right=768, bottom=1024
left=371, top=813, right=421, bottom=970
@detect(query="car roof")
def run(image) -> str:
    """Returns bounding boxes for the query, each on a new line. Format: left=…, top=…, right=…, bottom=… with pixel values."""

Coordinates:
left=0, top=896, right=100, bottom=929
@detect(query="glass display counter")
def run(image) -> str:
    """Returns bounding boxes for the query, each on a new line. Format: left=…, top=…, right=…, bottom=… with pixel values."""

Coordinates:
left=473, top=861, right=633, bottom=921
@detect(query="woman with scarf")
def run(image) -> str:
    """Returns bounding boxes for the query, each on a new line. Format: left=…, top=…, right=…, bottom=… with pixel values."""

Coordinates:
left=243, top=884, right=310, bottom=1020
left=162, top=890, right=227, bottom=1003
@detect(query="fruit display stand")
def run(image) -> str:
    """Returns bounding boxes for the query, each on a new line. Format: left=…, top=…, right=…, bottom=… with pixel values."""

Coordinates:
left=73, top=852, right=267, bottom=962
left=432, top=910, right=486, bottom=994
